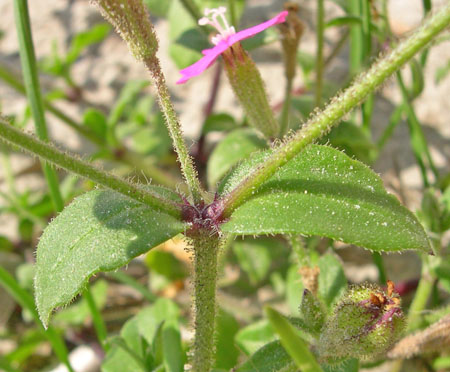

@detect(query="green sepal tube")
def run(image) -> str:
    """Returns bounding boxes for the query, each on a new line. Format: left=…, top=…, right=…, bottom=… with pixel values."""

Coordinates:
left=223, top=44, right=279, bottom=139
left=318, top=282, right=405, bottom=363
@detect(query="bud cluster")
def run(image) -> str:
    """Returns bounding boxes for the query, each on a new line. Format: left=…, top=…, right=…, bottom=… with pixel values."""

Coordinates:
left=317, top=280, right=405, bottom=362
left=299, top=280, right=405, bottom=363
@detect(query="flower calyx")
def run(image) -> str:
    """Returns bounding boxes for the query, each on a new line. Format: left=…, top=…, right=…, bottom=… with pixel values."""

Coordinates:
left=318, top=280, right=405, bottom=363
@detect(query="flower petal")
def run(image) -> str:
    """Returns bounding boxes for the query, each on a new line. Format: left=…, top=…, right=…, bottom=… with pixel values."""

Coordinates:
left=176, top=10, right=289, bottom=84
left=176, top=41, right=229, bottom=84
left=227, top=11, right=288, bottom=45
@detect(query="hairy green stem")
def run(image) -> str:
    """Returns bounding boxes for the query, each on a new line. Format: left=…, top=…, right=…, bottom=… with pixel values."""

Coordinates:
left=222, top=4, right=450, bottom=217
left=190, top=230, right=221, bottom=372
left=0, top=117, right=182, bottom=217
left=14, top=0, right=64, bottom=212
left=92, top=0, right=204, bottom=203
left=314, top=0, right=325, bottom=108
left=145, top=57, right=205, bottom=204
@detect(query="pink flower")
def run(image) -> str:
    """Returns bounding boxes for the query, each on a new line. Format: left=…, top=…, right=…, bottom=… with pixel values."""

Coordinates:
left=176, top=7, right=288, bottom=84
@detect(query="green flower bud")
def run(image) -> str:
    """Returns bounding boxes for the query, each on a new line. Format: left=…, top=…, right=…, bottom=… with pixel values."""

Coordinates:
left=318, top=280, right=405, bottom=363
left=223, top=44, right=279, bottom=139
left=300, top=289, right=326, bottom=334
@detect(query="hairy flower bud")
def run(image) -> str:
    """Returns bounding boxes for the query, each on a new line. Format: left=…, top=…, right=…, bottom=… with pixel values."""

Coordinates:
left=318, top=280, right=405, bottom=363
left=300, top=289, right=326, bottom=334
left=223, top=44, right=279, bottom=138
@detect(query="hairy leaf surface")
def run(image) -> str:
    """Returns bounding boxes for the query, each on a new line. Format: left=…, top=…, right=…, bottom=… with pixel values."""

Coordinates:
left=35, top=189, right=187, bottom=326
left=221, top=145, right=430, bottom=253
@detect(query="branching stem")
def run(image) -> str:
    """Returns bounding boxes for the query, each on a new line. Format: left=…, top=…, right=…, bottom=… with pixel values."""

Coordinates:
left=0, top=117, right=182, bottom=218
left=222, top=4, right=450, bottom=217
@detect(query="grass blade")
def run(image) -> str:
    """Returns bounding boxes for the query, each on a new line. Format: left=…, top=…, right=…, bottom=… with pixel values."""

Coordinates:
left=265, top=306, right=323, bottom=372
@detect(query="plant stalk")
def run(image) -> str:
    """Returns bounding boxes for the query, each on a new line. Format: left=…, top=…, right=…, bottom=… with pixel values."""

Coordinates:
left=145, top=57, right=205, bottom=204
left=190, top=229, right=221, bottom=372
left=14, top=0, right=64, bottom=212
left=222, top=3, right=450, bottom=217
left=314, top=0, right=325, bottom=107
left=0, top=116, right=182, bottom=218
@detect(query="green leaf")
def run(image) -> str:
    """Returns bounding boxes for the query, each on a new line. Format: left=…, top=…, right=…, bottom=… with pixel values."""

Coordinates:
left=136, top=298, right=184, bottom=372
left=146, top=249, right=187, bottom=280
left=324, top=120, right=376, bottom=164
left=325, top=15, right=362, bottom=28
left=83, top=108, right=107, bottom=139
left=265, top=307, right=323, bottom=372
left=144, top=0, right=173, bottom=17
left=221, top=145, right=431, bottom=253
left=286, top=265, right=304, bottom=314
left=317, top=252, right=347, bottom=309
left=66, top=24, right=111, bottom=65
left=137, top=298, right=180, bottom=345
left=232, top=237, right=272, bottom=285
left=235, top=340, right=296, bottom=372
left=53, top=279, right=108, bottom=326
left=108, top=80, right=149, bottom=127
left=35, top=189, right=187, bottom=326
left=168, top=0, right=204, bottom=69
left=235, top=319, right=276, bottom=356
left=215, top=309, right=240, bottom=369
left=202, top=113, right=238, bottom=135
left=207, top=128, right=267, bottom=188
left=102, top=339, right=147, bottom=372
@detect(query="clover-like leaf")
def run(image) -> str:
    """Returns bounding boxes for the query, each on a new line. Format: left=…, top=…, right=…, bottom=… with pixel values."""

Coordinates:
left=35, top=189, right=187, bottom=327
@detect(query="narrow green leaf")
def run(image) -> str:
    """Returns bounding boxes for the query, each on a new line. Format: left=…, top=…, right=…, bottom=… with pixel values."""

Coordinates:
left=221, top=145, right=430, bottom=253
left=35, top=189, right=187, bottom=326
left=162, top=319, right=184, bottom=372
left=265, top=307, right=323, bottom=372
left=66, top=24, right=111, bottom=64
left=207, top=128, right=267, bottom=188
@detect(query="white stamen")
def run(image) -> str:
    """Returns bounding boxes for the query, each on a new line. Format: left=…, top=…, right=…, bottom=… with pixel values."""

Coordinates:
left=198, top=7, right=236, bottom=45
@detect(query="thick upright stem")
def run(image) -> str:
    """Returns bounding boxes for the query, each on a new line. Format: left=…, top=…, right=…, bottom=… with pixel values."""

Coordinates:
left=222, top=4, right=450, bottom=217
left=190, top=229, right=221, bottom=372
